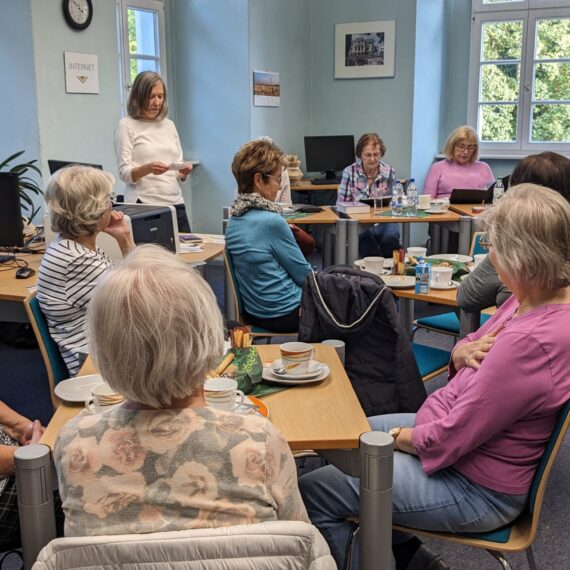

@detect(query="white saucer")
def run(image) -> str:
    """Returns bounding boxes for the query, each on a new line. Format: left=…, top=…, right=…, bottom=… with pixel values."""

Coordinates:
left=54, top=374, right=105, bottom=403
left=353, top=259, right=392, bottom=274
left=427, top=254, right=473, bottom=263
left=263, top=364, right=330, bottom=385
left=271, top=359, right=324, bottom=379
left=381, top=275, right=416, bottom=289
left=430, top=280, right=460, bottom=290
left=425, top=209, right=447, bottom=214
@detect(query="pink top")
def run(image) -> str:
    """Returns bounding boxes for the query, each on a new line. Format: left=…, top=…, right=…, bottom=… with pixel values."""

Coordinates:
left=423, top=159, right=494, bottom=200
left=412, top=296, right=570, bottom=495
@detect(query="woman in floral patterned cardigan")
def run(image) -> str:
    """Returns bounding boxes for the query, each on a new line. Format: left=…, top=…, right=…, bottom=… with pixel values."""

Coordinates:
left=54, top=245, right=309, bottom=537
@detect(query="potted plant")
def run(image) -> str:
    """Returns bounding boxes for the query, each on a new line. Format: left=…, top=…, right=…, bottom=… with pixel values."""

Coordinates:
left=0, top=150, right=43, bottom=222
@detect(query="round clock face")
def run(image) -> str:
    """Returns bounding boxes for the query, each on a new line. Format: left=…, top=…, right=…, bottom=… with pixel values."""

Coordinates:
left=63, top=0, right=93, bottom=30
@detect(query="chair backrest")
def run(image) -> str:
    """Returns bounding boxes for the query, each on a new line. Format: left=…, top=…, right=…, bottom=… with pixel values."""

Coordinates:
left=223, top=249, right=245, bottom=323
left=470, top=231, right=487, bottom=257
left=33, top=521, right=336, bottom=570
left=24, top=293, right=69, bottom=409
left=528, top=400, right=570, bottom=517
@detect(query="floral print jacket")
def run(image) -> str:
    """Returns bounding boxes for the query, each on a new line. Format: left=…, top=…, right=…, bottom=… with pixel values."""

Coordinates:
left=55, top=405, right=309, bottom=537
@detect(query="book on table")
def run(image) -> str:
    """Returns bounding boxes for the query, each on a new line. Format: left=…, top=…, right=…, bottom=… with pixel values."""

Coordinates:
left=335, top=201, right=371, bottom=214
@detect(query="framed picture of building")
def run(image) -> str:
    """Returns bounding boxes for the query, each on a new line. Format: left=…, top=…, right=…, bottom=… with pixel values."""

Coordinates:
left=253, top=70, right=280, bottom=107
left=334, top=20, right=396, bottom=79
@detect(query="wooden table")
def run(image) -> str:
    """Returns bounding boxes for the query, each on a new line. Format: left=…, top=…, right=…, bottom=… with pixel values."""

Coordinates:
left=448, top=203, right=486, bottom=217
left=346, top=207, right=473, bottom=262
left=41, top=344, right=369, bottom=451
left=291, top=180, right=339, bottom=192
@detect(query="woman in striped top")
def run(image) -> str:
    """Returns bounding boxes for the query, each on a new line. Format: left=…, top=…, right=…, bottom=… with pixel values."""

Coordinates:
left=37, top=166, right=135, bottom=376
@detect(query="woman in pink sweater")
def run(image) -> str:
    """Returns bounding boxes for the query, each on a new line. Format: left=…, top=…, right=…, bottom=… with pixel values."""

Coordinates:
left=300, top=184, right=570, bottom=570
left=423, top=125, right=494, bottom=200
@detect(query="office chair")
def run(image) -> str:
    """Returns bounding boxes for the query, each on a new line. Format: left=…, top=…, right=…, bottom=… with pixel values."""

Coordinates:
left=393, top=399, right=570, bottom=570
left=223, top=250, right=297, bottom=342
left=345, top=400, right=570, bottom=570
left=411, top=343, right=451, bottom=382
left=24, top=293, right=69, bottom=409
left=412, top=232, right=490, bottom=342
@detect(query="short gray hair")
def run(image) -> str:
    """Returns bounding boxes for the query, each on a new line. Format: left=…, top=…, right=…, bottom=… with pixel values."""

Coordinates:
left=45, top=166, right=114, bottom=238
left=479, top=184, right=570, bottom=290
left=86, top=245, right=224, bottom=408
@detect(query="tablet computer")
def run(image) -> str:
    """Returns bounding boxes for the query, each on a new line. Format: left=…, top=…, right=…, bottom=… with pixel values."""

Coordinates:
left=450, top=187, right=494, bottom=204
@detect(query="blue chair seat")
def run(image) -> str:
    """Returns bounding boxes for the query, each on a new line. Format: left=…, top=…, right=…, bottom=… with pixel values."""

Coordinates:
left=412, top=343, right=451, bottom=378
left=416, top=312, right=491, bottom=334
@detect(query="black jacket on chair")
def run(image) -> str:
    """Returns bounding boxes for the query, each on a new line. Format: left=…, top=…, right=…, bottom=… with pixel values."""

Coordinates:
left=298, top=267, right=427, bottom=417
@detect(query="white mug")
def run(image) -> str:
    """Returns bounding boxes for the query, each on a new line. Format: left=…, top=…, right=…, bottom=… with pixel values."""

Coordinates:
left=430, top=266, right=453, bottom=287
left=418, top=195, right=431, bottom=209
left=362, top=256, right=385, bottom=274
left=406, top=247, right=427, bottom=259
left=204, top=377, right=245, bottom=411
left=85, top=383, right=122, bottom=414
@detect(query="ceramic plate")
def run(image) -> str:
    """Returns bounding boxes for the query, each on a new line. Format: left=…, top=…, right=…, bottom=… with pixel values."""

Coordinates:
left=54, top=374, right=105, bottom=403
left=262, top=364, right=330, bottom=385
left=381, top=275, right=416, bottom=289
left=430, top=280, right=461, bottom=290
left=353, top=260, right=391, bottom=275
left=427, top=254, right=473, bottom=263
left=425, top=209, right=447, bottom=214
left=271, top=359, right=324, bottom=379
left=234, top=395, right=269, bottom=418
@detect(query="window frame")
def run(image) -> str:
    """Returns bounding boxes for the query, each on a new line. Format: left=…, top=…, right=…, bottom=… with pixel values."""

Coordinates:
left=118, top=0, right=167, bottom=113
left=468, top=1, right=570, bottom=157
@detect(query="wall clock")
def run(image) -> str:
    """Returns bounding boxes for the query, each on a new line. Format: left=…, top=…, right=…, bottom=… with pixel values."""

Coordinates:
left=62, top=0, right=93, bottom=31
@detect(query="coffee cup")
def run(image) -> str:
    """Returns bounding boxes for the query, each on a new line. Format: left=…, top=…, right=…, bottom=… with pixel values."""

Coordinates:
left=406, top=247, right=427, bottom=259
left=361, top=256, right=385, bottom=274
left=430, top=266, right=453, bottom=287
left=280, top=341, right=313, bottom=375
left=418, top=195, right=431, bottom=209
left=85, top=383, right=124, bottom=414
left=474, top=253, right=487, bottom=266
left=204, top=377, right=245, bottom=411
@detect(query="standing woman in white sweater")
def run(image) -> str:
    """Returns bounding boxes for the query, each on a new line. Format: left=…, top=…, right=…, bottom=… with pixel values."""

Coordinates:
left=114, top=71, right=192, bottom=232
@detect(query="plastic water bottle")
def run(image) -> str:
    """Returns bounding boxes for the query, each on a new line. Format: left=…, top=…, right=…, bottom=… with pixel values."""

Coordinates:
left=406, top=179, right=417, bottom=217
left=415, top=257, right=431, bottom=294
left=391, top=180, right=404, bottom=216
left=493, top=178, right=504, bottom=204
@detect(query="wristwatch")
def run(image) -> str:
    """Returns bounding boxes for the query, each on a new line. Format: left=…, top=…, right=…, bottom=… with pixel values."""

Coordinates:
left=389, top=427, right=403, bottom=450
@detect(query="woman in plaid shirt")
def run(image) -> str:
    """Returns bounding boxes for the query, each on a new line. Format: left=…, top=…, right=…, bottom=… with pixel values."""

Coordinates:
left=338, top=133, right=400, bottom=257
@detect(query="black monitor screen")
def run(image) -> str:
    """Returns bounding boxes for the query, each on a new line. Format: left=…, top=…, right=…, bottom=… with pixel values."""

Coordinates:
left=48, top=159, right=103, bottom=174
left=304, top=135, right=355, bottom=179
left=0, top=173, right=24, bottom=248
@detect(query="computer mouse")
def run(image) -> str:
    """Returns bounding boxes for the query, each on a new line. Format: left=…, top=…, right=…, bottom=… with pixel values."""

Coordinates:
left=15, top=267, right=36, bottom=279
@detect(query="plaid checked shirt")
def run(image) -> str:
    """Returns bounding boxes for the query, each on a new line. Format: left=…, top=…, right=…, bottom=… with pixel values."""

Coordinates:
left=338, top=159, right=396, bottom=202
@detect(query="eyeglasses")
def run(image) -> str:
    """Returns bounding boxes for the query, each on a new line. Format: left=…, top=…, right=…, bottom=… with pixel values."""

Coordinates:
left=456, top=143, right=476, bottom=152
left=265, top=174, right=283, bottom=186
left=362, top=153, right=381, bottom=160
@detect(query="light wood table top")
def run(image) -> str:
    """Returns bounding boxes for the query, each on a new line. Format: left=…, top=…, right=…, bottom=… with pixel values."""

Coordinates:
left=448, top=204, right=488, bottom=217
left=391, top=285, right=458, bottom=307
left=0, top=253, right=42, bottom=302
left=349, top=207, right=461, bottom=224
left=40, top=344, right=369, bottom=452
left=285, top=206, right=340, bottom=225
left=179, top=239, right=225, bottom=264
left=292, top=180, right=339, bottom=191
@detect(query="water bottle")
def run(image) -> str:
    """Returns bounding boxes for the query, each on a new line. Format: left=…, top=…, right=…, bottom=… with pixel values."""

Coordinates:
left=406, top=178, right=417, bottom=217
left=391, top=180, right=404, bottom=216
left=415, top=257, right=430, bottom=294
left=493, top=178, right=504, bottom=204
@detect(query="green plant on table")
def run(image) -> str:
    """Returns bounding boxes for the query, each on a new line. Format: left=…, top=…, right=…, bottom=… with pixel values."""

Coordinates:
left=0, top=150, right=43, bottom=222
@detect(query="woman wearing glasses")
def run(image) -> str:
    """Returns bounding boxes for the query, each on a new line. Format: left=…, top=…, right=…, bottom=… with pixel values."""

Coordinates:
left=338, top=132, right=400, bottom=258
left=225, top=139, right=312, bottom=333
left=423, top=125, right=494, bottom=200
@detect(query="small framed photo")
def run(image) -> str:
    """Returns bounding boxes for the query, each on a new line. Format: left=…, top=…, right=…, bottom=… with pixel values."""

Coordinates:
left=335, top=20, right=396, bottom=79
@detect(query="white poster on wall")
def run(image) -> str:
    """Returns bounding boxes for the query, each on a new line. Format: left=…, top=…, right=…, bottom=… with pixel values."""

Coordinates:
left=64, top=52, right=99, bottom=94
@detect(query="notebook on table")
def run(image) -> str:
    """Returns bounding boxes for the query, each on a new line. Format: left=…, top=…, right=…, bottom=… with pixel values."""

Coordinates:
left=450, top=187, right=494, bottom=204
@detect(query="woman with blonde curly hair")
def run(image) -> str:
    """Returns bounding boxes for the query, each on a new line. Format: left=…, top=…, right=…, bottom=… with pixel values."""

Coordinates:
left=37, top=165, right=134, bottom=375
left=54, top=245, right=309, bottom=537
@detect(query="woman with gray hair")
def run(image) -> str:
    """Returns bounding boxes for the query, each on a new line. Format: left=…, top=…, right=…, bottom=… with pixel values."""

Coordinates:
left=37, top=165, right=134, bottom=376
left=54, top=245, right=309, bottom=537
left=114, top=71, right=192, bottom=232
left=300, top=184, right=570, bottom=570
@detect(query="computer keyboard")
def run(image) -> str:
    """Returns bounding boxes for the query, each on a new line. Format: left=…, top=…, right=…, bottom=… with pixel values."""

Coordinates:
left=311, top=177, right=341, bottom=185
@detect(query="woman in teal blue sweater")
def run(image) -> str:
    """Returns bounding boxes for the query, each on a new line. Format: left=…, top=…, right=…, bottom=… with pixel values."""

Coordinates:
left=226, top=139, right=312, bottom=332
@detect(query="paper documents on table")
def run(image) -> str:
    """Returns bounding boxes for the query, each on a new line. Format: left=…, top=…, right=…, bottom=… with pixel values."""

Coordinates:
left=179, top=244, right=203, bottom=253
left=196, top=234, right=225, bottom=245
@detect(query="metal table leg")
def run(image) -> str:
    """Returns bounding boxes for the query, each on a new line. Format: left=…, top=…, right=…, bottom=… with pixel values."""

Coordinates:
left=459, top=308, right=480, bottom=338
left=399, top=297, right=414, bottom=335
left=430, top=223, right=441, bottom=254
left=401, top=223, right=410, bottom=249
left=334, top=218, right=348, bottom=265
left=347, top=220, right=360, bottom=265
left=458, top=216, right=472, bottom=256
left=323, top=227, right=333, bottom=268
left=15, top=445, right=58, bottom=570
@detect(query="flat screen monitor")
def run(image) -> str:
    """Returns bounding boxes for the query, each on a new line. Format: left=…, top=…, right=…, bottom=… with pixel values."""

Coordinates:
left=304, top=135, right=355, bottom=180
left=48, top=159, right=103, bottom=174
left=0, top=173, right=24, bottom=248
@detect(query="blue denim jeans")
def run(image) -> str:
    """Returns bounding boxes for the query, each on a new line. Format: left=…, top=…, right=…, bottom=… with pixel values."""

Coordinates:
left=358, top=222, right=401, bottom=258
left=299, top=413, right=527, bottom=569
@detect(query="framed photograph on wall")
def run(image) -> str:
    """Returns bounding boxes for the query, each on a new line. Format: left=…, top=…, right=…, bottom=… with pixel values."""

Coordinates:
left=335, top=20, right=396, bottom=79
left=253, top=70, right=280, bottom=107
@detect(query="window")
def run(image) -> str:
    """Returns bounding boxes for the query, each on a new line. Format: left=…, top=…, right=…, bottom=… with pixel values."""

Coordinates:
left=468, top=0, right=570, bottom=155
left=118, top=0, right=167, bottom=109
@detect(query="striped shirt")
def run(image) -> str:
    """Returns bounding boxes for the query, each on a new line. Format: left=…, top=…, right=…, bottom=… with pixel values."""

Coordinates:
left=338, top=159, right=395, bottom=202
left=37, top=240, right=111, bottom=376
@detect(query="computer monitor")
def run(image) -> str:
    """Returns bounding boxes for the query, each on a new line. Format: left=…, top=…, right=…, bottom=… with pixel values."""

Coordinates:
left=304, top=135, right=355, bottom=181
left=47, top=159, right=103, bottom=174
left=0, top=173, right=24, bottom=248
